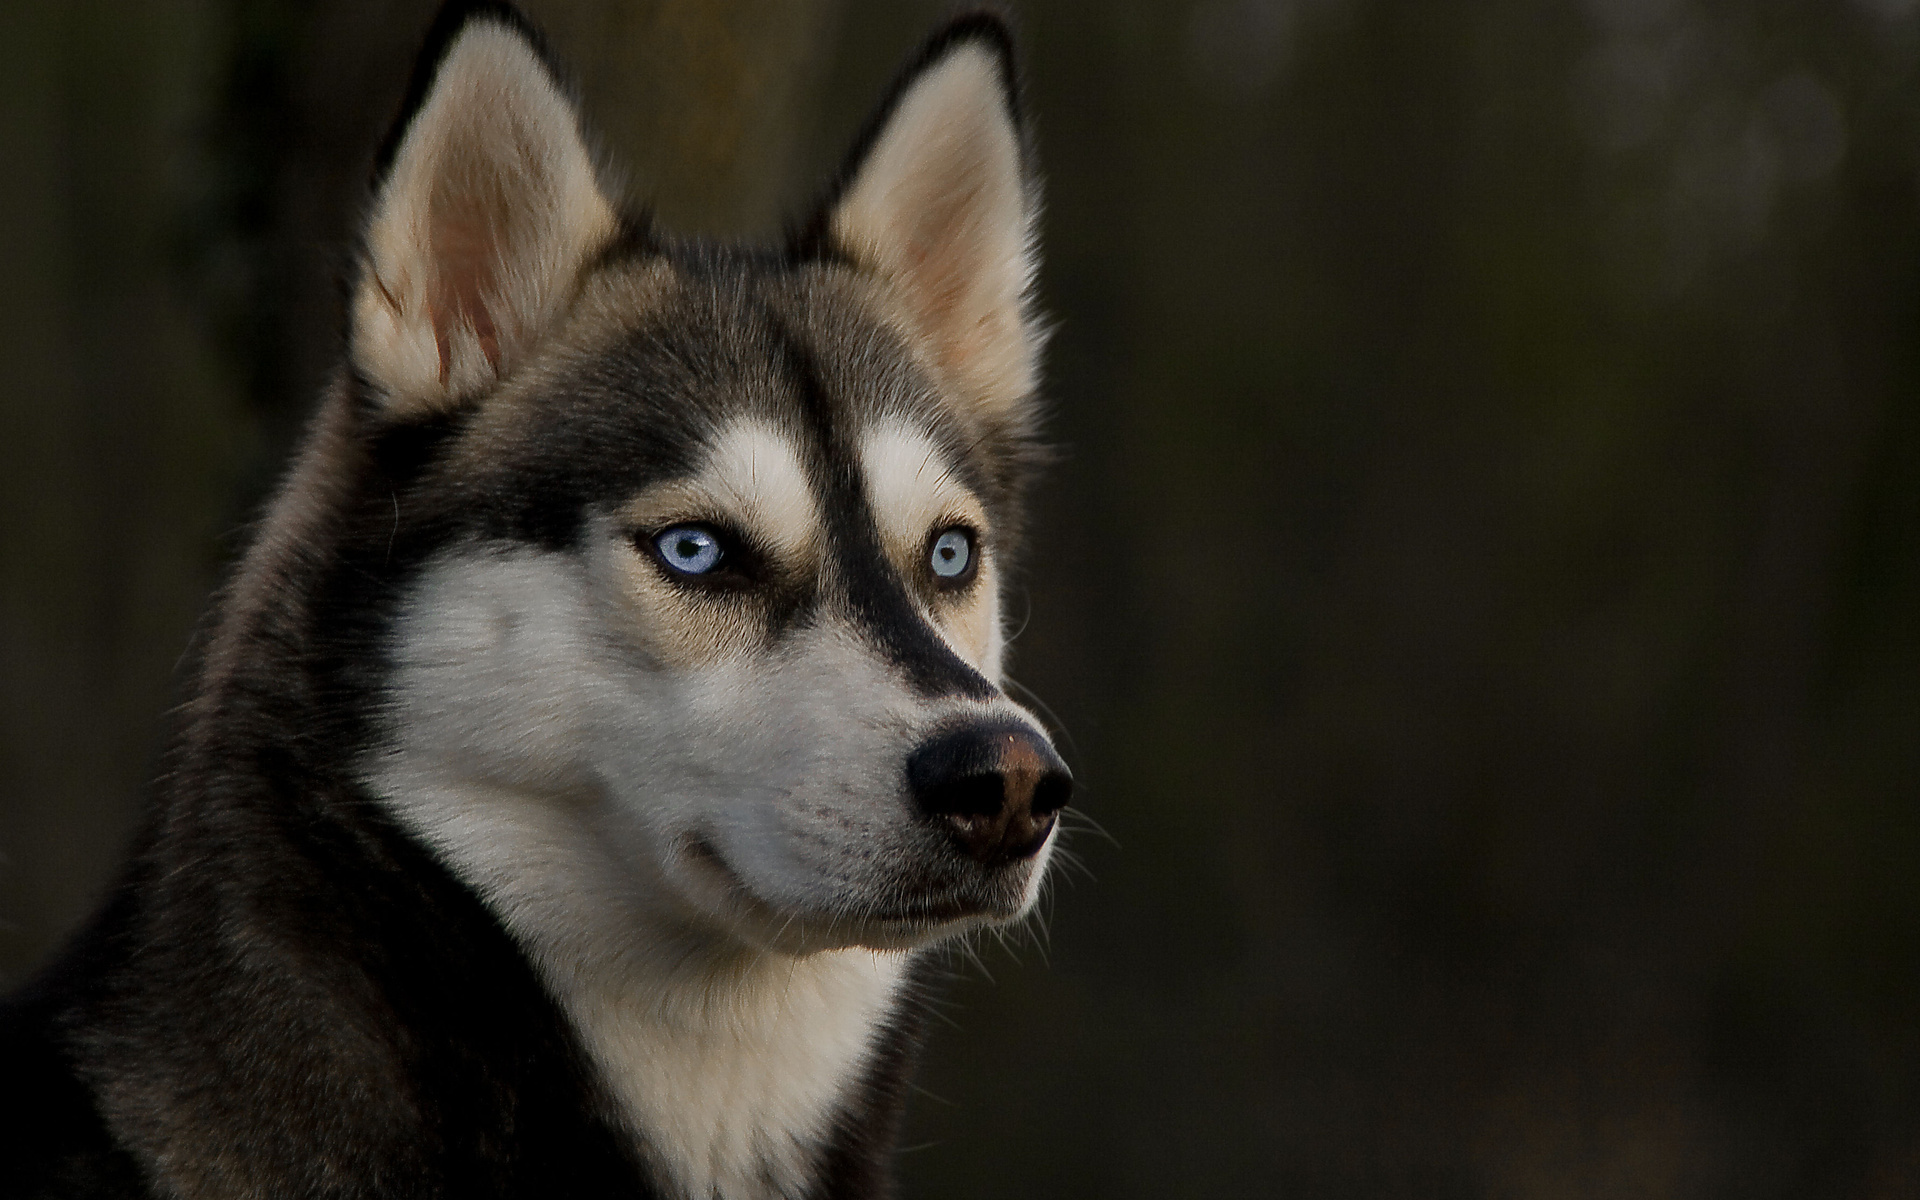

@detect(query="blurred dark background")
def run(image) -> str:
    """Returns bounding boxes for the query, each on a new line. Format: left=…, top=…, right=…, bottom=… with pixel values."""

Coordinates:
left=4, top=0, right=1919, bottom=1194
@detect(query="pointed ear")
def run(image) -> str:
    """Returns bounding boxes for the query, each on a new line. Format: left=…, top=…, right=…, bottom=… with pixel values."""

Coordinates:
left=822, top=17, right=1042, bottom=423
left=351, top=7, right=618, bottom=415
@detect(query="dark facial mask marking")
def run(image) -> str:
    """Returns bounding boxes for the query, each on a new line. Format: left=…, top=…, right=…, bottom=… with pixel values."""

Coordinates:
left=762, top=309, right=995, bottom=701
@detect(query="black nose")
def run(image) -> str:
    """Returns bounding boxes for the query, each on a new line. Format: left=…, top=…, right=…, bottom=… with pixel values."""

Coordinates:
left=907, top=722, right=1072, bottom=867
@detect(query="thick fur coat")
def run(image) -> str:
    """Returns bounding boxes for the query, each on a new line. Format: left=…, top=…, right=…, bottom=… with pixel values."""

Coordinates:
left=1, top=5, right=1068, bottom=1197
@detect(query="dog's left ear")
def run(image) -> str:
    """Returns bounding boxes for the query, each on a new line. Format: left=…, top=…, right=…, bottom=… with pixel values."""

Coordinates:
left=352, top=8, right=618, bottom=416
left=821, top=16, right=1041, bottom=424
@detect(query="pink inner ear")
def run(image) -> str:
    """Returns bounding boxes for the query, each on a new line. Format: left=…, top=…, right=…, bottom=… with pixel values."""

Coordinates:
left=902, top=186, right=982, bottom=353
left=427, top=176, right=510, bottom=385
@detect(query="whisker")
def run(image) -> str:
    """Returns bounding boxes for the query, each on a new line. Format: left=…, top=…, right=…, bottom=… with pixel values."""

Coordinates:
left=1002, top=675, right=1080, bottom=764
left=1056, top=806, right=1119, bottom=850
left=1004, top=585, right=1034, bottom=645
left=908, top=1082, right=958, bottom=1108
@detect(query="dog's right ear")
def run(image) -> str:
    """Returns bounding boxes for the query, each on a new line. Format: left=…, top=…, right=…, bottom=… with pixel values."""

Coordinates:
left=815, top=16, right=1040, bottom=429
left=351, top=5, right=617, bottom=417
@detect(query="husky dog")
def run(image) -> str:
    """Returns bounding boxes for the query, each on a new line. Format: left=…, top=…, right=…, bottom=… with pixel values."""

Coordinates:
left=1, top=4, right=1070, bottom=1196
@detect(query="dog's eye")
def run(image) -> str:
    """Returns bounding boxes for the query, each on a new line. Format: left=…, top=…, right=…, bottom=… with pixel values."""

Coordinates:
left=655, top=525, right=724, bottom=575
left=929, top=528, right=973, bottom=580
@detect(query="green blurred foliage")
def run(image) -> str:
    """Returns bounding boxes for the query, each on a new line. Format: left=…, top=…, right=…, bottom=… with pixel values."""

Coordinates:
left=3, top=0, right=1918, bottom=1195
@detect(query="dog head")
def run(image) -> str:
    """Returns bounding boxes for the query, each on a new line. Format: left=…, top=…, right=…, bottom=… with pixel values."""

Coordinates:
left=350, top=10, right=1067, bottom=955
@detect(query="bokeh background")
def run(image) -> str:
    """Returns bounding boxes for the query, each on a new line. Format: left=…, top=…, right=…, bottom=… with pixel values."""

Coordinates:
left=4, top=0, right=1919, bottom=1195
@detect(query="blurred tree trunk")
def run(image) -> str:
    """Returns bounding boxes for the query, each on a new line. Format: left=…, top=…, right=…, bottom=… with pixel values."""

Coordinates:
left=534, top=0, right=847, bottom=236
left=0, top=0, right=241, bottom=983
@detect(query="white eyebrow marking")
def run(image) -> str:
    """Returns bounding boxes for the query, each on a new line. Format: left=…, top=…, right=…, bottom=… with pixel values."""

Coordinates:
left=700, top=419, right=819, bottom=556
left=858, top=418, right=1002, bottom=677
left=859, top=418, right=971, bottom=547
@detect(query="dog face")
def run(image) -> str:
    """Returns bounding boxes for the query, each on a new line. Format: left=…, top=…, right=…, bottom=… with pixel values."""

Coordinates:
left=356, top=15, right=1066, bottom=955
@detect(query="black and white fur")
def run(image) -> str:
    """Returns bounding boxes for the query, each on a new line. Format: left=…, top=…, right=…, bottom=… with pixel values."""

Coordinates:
left=1, top=5, right=1068, bottom=1197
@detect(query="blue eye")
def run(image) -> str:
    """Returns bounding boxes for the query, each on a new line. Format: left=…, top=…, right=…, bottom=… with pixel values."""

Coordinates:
left=930, top=528, right=972, bottom=579
left=654, top=526, right=724, bottom=575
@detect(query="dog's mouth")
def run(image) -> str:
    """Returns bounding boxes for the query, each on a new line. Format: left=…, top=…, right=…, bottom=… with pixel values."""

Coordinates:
left=676, top=835, right=1013, bottom=951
